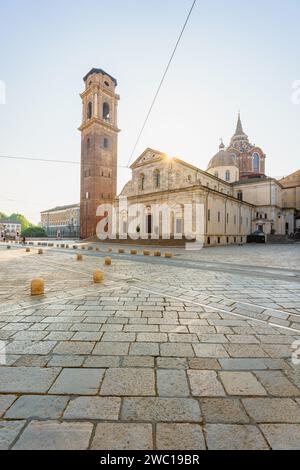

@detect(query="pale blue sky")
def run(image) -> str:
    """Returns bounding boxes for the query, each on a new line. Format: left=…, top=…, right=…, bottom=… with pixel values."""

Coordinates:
left=0, top=0, right=299, bottom=223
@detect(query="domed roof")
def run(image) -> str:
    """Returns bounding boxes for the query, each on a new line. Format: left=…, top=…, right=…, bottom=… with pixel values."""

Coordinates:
left=207, top=142, right=238, bottom=171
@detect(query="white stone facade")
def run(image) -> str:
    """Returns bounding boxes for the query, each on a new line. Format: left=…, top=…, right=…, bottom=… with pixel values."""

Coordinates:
left=117, top=147, right=299, bottom=244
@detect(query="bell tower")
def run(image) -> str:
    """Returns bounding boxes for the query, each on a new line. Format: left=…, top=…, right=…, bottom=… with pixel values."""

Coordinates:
left=79, top=68, right=120, bottom=239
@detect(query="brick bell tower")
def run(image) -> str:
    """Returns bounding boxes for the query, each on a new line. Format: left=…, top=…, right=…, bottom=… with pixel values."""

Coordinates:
left=79, top=68, right=120, bottom=239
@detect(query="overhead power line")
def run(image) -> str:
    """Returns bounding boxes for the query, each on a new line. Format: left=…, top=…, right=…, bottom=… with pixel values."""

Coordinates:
left=126, top=0, right=197, bottom=168
left=0, top=155, right=79, bottom=165
left=0, top=155, right=129, bottom=168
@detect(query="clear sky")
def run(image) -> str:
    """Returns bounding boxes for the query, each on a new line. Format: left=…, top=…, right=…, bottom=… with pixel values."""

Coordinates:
left=0, top=0, right=299, bottom=224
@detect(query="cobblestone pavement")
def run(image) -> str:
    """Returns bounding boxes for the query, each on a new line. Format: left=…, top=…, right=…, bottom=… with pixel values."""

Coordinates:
left=0, top=243, right=300, bottom=450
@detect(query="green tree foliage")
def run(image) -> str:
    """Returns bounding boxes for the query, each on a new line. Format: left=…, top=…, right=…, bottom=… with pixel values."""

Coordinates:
left=8, top=213, right=31, bottom=231
left=0, top=212, right=7, bottom=219
left=22, top=226, right=47, bottom=238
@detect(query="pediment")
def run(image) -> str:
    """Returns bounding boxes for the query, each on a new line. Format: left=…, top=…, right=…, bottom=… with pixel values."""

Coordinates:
left=130, top=148, right=167, bottom=169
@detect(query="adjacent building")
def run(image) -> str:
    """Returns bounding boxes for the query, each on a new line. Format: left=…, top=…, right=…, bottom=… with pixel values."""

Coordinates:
left=0, top=219, right=22, bottom=238
left=40, top=204, right=80, bottom=238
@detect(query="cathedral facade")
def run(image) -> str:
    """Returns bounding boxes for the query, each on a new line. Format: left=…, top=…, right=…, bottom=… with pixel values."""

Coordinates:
left=80, top=68, right=299, bottom=244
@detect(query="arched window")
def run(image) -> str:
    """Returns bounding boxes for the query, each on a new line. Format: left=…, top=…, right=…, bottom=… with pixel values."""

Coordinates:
left=103, top=102, right=110, bottom=121
left=225, top=170, right=230, bottom=182
left=87, top=101, right=93, bottom=120
left=153, top=169, right=160, bottom=188
left=140, top=174, right=145, bottom=191
left=237, top=191, right=243, bottom=201
left=253, top=153, right=260, bottom=172
left=103, top=137, right=109, bottom=149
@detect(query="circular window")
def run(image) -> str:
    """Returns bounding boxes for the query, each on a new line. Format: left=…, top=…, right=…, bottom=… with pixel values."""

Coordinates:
left=104, top=81, right=110, bottom=87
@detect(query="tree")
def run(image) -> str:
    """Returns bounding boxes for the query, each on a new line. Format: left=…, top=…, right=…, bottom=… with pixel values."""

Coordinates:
left=8, top=213, right=30, bottom=231
left=22, top=226, right=47, bottom=238
left=0, top=212, right=7, bottom=220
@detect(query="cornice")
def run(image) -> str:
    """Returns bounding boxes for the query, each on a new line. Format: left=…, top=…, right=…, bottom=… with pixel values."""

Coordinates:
left=78, top=117, right=120, bottom=133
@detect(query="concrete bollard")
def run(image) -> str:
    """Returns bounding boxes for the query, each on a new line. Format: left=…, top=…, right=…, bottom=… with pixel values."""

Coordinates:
left=130, top=249, right=137, bottom=255
left=95, top=247, right=100, bottom=252
left=154, top=251, right=161, bottom=257
left=93, top=270, right=104, bottom=283
left=26, top=248, right=30, bottom=253
left=38, top=249, right=43, bottom=255
left=108, top=247, right=113, bottom=252
left=165, top=252, right=173, bottom=258
left=31, top=278, right=44, bottom=296
left=77, top=254, right=83, bottom=261
left=73, top=245, right=78, bottom=249
left=6, top=245, right=11, bottom=249
left=65, top=244, right=69, bottom=249
left=118, top=248, right=125, bottom=254
left=104, top=257, right=112, bottom=266
left=143, top=250, right=151, bottom=256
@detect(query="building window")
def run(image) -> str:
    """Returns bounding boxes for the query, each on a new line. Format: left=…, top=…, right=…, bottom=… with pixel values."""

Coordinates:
left=253, top=153, right=260, bottom=172
left=214, top=171, right=218, bottom=178
left=265, top=213, right=267, bottom=219
left=87, top=138, right=91, bottom=149
left=176, top=218, right=183, bottom=234
left=208, top=209, right=210, bottom=221
left=218, top=211, right=220, bottom=222
left=218, top=237, right=220, bottom=244
left=85, top=192, right=89, bottom=199
left=227, top=213, right=229, bottom=224
left=87, top=101, right=93, bottom=120
left=187, top=175, right=192, bottom=183
left=234, top=215, right=237, bottom=224
left=153, top=169, right=160, bottom=188
left=237, top=191, right=243, bottom=201
left=227, top=237, right=229, bottom=243
left=234, top=236, right=236, bottom=243
left=225, top=170, right=230, bottom=182
left=103, top=137, right=109, bottom=149
left=140, top=174, right=145, bottom=190
left=103, top=102, right=110, bottom=121
left=207, top=236, right=210, bottom=245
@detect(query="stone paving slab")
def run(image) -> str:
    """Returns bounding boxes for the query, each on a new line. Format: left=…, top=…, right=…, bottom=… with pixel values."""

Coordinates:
left=100, top=368, right=155, bottom=396
left=0, top=367, right=60, bottom=393
left=121, top=397, right=202, bottom=422
left=63, top=396, right=121, bottom=420
left=205, top=424, right=269, bottom=450
left=49, top=368, right=105, bottom=395
left=13, top=421, right=93, bottom=450
left=5, top=395, right=69, bottom=419
left=0, top=420, right=26, bottom=450
left=156, top=423, right=206, bottom=450
left=91, top=423, right=153, bottom=450
left=201, top=398, right=250, bottom=424
left=259, top=424, right=300, bottom=450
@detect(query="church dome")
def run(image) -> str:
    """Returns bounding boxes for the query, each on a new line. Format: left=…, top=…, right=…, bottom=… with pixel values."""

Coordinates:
left=207, top=142, right=238, bottom=171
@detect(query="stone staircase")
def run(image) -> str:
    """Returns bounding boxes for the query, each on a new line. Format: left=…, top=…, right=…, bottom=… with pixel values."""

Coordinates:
left=85, top=236, right=188, bottom=247
left=266, top=234, right=295, bottom=244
